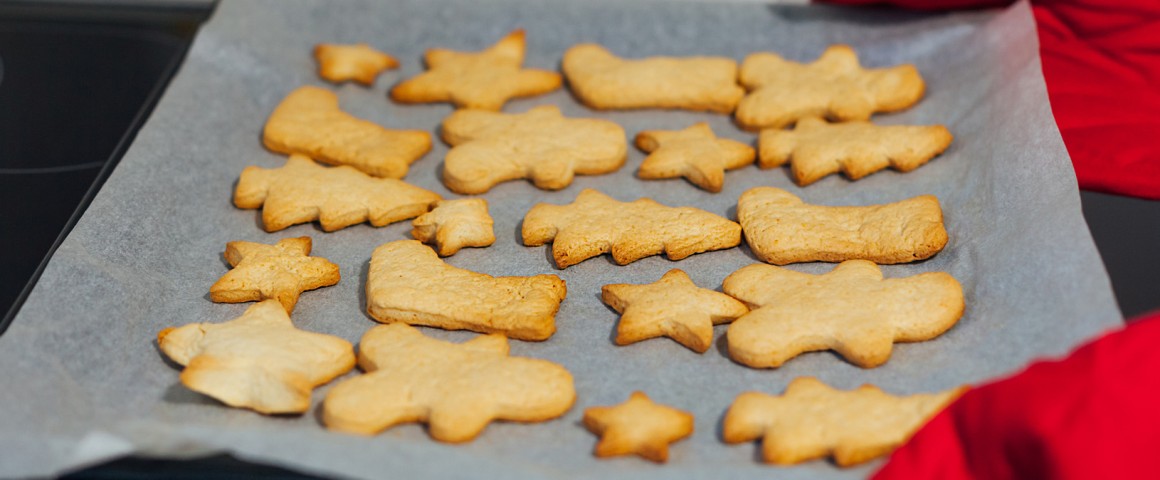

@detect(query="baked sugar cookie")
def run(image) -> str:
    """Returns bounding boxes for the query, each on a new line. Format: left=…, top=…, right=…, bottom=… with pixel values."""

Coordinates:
left=209, top=236, right=339, bottom=313
left=736, top=45, right=924, bottom=130
left=390, top=29, right=561, bottom=110
left=724, top=377, right=966, bottom=466
left=583, top=391, right=694, bottom=463
left=441, top=105, right=626, bottom=194
left=314, top=43, right=399, bottom=86
left=759, top=117, right=953, bottom=186
left=635, top=123, right=755, bottom=193
left=323, top=323, right=575, bottom=442
left=522, top=189, right=741, bottom=269
left=563, top=44, right=744, bottom=113
left=234, top=155, right=440, bottom=232
left=263, top=86, right=431, bottom=178
left=157, top=300, right=355, bottom=414
left=601, top=269, right=748, bottom=353
left=411, top=198, right=495, bottom=256
left=737, top=187, right=947, bottom=265
left=723, top=260, right=964, bottom=368
left=366, top=240, right=566, bottom=341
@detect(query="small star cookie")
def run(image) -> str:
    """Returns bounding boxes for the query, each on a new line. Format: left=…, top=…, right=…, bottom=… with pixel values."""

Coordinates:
left=724, top=377, right=967, bottom=466
left=759, top=117, right=953, bottom=186
left=723, top=260, right=964, bottom=368
left=234, top=155, right=441, bottom=232
left=314, top=43, right=400, bottom=86
left=583, top=391, right=694, bottom=463
left=601, top=269, right=748, bottom=353
left=736, top=45, right=924, bottom=130
left=440, top=105, right=627, bottom=194
left=635, top=123, right=756, bottom=193
left=209, top=236, right=340, bottom=313
left=157, top=299, right=355, bottom=414
left=390, top=29, right=562, bottom=111
left=411, top=198, right=496, bottom=256
left=322, top=323, right=575, bottom=442
left=522, top=189, right=742, bottom=269
left=263, top=86, right=432, bottom=178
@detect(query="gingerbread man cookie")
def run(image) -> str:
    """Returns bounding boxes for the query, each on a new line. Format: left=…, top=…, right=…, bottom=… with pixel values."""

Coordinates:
left=323, top=323, right=575, bottom=442
left=736, top=45, right=924, bottom=130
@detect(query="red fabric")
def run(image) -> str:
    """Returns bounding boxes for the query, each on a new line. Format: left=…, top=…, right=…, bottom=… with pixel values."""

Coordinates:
left=873, top=310, right=1160, bottom=479
left=824, top=0, right=1160, bottom=199
left=1035, top=1, right=1160, bottom=199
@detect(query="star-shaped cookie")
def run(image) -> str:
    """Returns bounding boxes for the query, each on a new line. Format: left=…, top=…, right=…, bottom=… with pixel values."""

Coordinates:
left=724, top=377, right=967, bottom=466
left=722, top=260, right=964, bottom=368
left=583, top=391, right=694, bottom=463
left=440, top=105, right=627, bottom=194
left=157, top=299, right=355, bottom=414
left=759, top=117, right=953, bottom=186
left=208, top=237, right=340, bottom=313
left=601, top=269, right=749, bottom=353
left=411, top=198, right=495, bottom=256
left=390, top=29, right=562, bottom=111
left=736, top=45, right=924, bottom=130
left=635, top=123, right=756, bottom=192
left=314, top=43, right=400, bottom=86
left=322, top=323, right=575, bottom=442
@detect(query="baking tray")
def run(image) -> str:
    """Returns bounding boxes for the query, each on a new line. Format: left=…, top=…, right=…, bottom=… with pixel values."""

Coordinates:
left=0, top=1, right=1121, bottom=479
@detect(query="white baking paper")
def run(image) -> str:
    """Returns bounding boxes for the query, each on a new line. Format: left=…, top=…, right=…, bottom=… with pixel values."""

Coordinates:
left=0, top=0, right=1122, bottom=478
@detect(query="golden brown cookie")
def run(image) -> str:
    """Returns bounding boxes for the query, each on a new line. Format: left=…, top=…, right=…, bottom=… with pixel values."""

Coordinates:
left=440, top=105, right=627, bottom=194
left=522, top=189, right=742, bottom=269
left=722, top=260, right=964, bottom=368
left=322, top=323, right=576, bottom=442
left=208, top=237, right=339, bottom=313
left=390, top=29, right=562, bottom=110
left=635, top=122, right=756, bottom=193
left=234, top=155, right=440, bottom=232
left=262, top=86, right=432, bottom=178
left=562, top=44, right=744, bottom=113
left=759, top=117, right=953, bottom=186
left=737, top=187, right=947, bottom=265
left=366, top=240, right=566, bottom=341
left=411, top=198, right=495, bottom=256
left=314, top=43, right=400, bottom=86
left=724, top=377, right=967, bottom=466
left=157, top=299, right=355, bottom=414
left=583, top=391, right=694, bottom=463
left=601, top=269, right=749, bottom=353
left=736, top=45, right=924, bottom=130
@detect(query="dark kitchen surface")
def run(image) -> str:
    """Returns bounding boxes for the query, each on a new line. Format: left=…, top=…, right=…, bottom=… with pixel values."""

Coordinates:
left=1080, top=191, right=1160, bottom=319
left=1, top=1, right=1157, bottom=478
left=0, top=1, right=207, bottom=334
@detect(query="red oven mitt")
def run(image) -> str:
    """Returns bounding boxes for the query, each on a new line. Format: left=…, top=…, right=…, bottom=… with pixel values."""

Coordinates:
left=872, top=309, right=1160, bottom=479
left=823, top=0, right=1160, bottom=199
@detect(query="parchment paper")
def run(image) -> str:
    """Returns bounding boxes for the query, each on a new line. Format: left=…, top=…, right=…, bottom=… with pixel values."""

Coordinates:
left=0, top=0, right=1122, bottom=478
